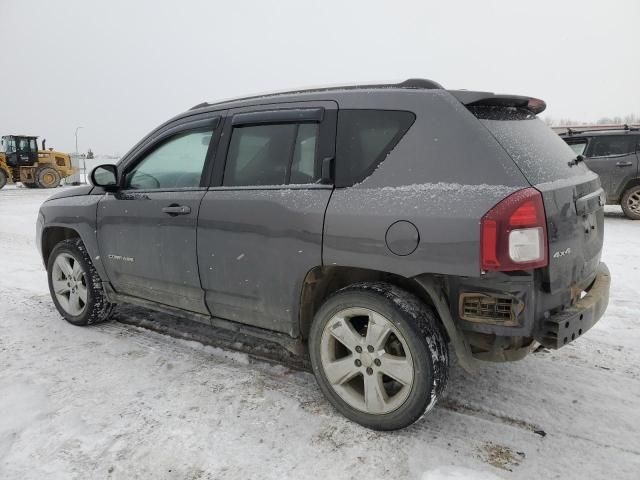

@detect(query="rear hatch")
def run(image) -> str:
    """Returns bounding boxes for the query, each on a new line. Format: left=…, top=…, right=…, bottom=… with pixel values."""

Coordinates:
left=464, top=100, right=604, bottom=293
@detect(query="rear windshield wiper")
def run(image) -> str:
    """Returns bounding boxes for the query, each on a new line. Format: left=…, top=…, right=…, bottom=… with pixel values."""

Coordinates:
left=568, top=154, right=585, bottom=167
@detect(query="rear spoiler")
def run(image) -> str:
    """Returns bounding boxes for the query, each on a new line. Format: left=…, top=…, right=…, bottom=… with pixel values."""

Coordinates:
left=449, top=90, right=547, bottom=115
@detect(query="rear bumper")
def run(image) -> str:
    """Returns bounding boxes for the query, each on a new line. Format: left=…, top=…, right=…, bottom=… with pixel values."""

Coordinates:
left=535, top=262, right=610, bottom=349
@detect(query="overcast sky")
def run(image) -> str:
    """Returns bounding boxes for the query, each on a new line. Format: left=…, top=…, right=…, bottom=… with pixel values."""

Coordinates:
left=2, top=0, right=639, bottom=155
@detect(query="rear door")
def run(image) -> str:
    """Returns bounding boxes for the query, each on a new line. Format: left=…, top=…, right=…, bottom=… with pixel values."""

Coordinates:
left=197, top=101, right=337, bottom=335
left=97, top=116, right=222, bottom=314
left=584, top=134, right=638, bottom=200
left=472, top=107, right=604, bottom=293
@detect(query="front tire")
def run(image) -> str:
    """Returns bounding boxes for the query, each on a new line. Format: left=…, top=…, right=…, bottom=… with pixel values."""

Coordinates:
left=0, top=169, right=7, bottom=189
left=309, top=282, right=449, bottom=430
left=47, top=238, right=114, bottom=326
left=35, top=165, right=61, bottom=188
left=621, top=185, right=640, bottom=220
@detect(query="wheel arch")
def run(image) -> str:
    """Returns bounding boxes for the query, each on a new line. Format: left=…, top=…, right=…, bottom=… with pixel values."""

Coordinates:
left=619, top=177, right=640, bottom=200
left=42, top=226, right=81, bottom=266
left=298, top=265, right=479, bottom=373
left=298, top=265, right=442, bottom=337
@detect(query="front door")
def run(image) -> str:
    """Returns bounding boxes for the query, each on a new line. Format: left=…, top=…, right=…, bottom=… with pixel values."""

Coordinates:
left=97, top=126, right=218, bottom=314
left=197, top=102, right=337, bottom=335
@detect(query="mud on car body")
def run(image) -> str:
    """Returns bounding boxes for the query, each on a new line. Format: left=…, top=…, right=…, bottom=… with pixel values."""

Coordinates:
left=37, top=79, right=610, bottom=430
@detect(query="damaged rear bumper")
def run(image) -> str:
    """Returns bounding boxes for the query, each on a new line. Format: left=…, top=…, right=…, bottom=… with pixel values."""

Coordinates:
left=536, top=262, right=610, bottom=349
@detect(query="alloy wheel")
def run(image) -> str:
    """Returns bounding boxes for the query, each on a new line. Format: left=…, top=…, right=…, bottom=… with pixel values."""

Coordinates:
left=51, top=253, right=88, bottom=316
left=319, top=307, right=414, bottom=415
left=627, top=190, right=640, bottom=214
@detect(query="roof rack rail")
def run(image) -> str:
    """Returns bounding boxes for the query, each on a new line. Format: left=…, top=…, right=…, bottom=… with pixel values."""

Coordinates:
left=189, top=102, right=209, bottom=110
left=188, top=78, right=443, bottom=110
left=553, top=123, right=640, bottom=135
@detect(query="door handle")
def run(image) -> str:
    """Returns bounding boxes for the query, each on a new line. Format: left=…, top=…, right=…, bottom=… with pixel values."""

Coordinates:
left=162, top=204, right=191, bottom=216
left=616, top=161, right=633, bottom=167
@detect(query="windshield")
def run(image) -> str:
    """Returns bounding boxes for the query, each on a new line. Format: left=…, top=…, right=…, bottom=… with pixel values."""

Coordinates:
left=470, top=106, right=589, bottom=184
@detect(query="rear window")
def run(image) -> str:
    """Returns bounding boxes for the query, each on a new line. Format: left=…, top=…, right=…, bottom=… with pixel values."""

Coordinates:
left=470, top=106, right=586, bottom=185
left=336, top=110, right=415, bottom=187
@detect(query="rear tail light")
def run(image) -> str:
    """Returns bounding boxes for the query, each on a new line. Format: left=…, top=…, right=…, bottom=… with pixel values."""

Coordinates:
left=481, top=187, right=548, bottom=271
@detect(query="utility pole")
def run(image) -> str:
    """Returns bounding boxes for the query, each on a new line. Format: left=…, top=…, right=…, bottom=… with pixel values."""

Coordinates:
left=75, top=126, right=84, bottom=183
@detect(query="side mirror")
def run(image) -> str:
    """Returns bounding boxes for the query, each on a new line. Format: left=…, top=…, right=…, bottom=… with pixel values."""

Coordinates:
left=90, top=164, right=119, bottom=191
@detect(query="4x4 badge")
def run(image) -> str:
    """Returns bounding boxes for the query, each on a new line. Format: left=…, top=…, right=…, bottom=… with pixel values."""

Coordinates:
left=552, top=248, right=571, bottom=259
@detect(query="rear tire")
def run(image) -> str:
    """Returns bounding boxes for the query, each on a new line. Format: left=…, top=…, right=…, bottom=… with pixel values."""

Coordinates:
left=309, top=282, right=449, bottom=430
left=621, top=185, right=640, bottom=220
left=35, top=165, right=61, bottom=188
left=47, top=238, right=114, bottom=326
left=0, top=169, right=7, bottom=189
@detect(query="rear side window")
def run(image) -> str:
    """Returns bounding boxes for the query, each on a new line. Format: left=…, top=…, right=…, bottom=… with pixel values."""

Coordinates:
left=223, top=123, right=319, bottom=186
left=585, top=135, right=636, bottom=158
left=470, top=106, right=586, bottom=184
left=336, top=110, right=415, bottom=187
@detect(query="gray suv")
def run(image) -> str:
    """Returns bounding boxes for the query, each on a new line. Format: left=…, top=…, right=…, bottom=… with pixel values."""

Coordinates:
left=559, top=126, right=640, bottom=219
left=37, top=79, right=611, bottom=430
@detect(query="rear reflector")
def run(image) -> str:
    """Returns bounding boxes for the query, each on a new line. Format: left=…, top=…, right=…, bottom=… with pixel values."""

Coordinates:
left=481, top=188, right=548, bottom=271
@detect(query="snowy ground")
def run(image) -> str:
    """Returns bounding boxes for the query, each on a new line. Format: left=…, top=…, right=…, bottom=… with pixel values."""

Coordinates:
left=0, top=184, right=638, bottom=480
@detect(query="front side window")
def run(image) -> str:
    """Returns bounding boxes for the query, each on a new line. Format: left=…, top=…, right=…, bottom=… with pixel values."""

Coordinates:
left=223, top=123, right=319, bottom=186
left=336, top=110, right=415, bottom=186
left=124, top=130, right=213, bottom=190
left=585, top=135, right=635, bottom=158
left=566, top=138, right=588, bottom=156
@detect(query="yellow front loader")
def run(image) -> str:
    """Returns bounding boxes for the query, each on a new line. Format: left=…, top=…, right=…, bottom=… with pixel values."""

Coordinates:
left=0, top=135, right=77, bottom=189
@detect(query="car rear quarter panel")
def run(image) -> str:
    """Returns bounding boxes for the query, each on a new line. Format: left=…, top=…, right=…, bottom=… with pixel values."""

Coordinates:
left=323, top=91, right=530, bottom=278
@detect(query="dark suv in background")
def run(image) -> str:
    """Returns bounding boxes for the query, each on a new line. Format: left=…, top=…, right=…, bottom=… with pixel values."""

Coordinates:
left=37, top=79, right=610, bottom=430
left=559, top=125, right=640, bottom=219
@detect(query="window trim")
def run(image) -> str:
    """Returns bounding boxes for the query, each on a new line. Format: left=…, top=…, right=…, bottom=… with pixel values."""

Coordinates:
left=231, top=108, right=324, bottom=126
